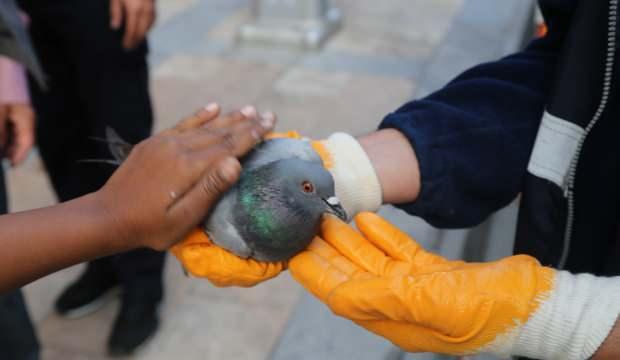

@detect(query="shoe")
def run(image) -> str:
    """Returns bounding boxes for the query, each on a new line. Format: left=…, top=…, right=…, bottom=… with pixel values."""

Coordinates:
left=107, top=292, right=160, bottom=357
left=55, top=266, right=119, bottom=319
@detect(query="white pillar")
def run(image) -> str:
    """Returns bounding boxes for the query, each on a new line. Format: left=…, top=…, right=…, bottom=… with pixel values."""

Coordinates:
left=238, top=0, right=342, bottom=50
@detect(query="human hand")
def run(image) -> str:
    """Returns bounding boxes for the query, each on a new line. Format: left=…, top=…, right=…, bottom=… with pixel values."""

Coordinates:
left=110, top=0, right=156, bottom=50
left=96, top=103, right=275, bottom=251
left=265, top=131, right=382, bottom=220
left=2, top=103, right=35, bottom=166
left=289, top=213, right=600, bottom=358
left=170, top=107, right=287, bottom=287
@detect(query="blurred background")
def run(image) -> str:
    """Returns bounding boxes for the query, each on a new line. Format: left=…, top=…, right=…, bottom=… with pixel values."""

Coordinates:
left=12, top=0, right=538, bottom=359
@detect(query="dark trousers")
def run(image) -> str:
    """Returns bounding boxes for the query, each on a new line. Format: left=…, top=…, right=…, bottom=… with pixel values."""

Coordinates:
left=19, top=0, right=165, bottom=301
left=0, top=290, right=39, bottom=360
left=0, top=170, right=40, bottom=360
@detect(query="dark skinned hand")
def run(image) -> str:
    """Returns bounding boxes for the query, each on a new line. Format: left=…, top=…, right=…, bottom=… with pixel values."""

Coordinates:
left=97, top=103, right=276, bottom=251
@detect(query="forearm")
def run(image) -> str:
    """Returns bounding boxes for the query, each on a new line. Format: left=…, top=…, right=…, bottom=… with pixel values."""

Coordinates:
left=363, top=36, right=562, bottom=227
left=0, top=193, right=128, bottom=292
left=594, top=318, right=620, bottom=359
left=357, top=129, right=420, bottom=205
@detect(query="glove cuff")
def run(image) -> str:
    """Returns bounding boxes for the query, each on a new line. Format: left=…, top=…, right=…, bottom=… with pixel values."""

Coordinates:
left=493, top=271, right=620, bottom=360
left=317, top=133, right=382, bottom=219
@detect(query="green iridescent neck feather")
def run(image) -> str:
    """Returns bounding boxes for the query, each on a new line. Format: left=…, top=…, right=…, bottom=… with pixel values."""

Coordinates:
left=235, top=166, right=318, bottom=253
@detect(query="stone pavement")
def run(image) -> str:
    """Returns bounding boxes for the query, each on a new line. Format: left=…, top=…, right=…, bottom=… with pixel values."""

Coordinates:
left=9, top=1, right=533, bottom=359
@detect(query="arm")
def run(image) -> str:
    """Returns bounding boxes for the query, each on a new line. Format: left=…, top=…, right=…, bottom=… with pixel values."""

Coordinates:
left=0, top=194, right=127, bottom=292
left=358, top=3, right=575, bottom=227
left=357, top=128, right=420, bottom=205
left=375, top=42, right=553, bottom=227
left=322, top=34, right=560, bottom=223
left=0, top=104, right=274, bottom=293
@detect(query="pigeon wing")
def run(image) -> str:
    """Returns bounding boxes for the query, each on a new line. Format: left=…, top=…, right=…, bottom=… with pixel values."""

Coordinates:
left=203, top=186, right=253, bottom=258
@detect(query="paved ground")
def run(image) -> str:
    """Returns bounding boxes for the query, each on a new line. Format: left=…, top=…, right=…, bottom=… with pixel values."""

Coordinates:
left=10, top=1, right=533, bottom=359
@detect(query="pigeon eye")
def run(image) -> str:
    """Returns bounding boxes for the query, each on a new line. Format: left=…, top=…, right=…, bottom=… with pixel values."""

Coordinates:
left=301, top=181, right=315, bottom=193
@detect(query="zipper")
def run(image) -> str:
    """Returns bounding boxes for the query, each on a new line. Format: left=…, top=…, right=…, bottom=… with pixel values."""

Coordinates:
left=559, top=0, right=618, bottom=269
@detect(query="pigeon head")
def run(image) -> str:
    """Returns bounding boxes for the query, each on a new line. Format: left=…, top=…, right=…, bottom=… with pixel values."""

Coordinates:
left=234, top=158, right=347, bottom=261
left=282, top=159, right=347, bottom=221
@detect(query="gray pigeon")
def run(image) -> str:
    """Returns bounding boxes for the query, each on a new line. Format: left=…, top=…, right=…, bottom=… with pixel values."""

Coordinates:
left=99, top=128, right=347, bottom=262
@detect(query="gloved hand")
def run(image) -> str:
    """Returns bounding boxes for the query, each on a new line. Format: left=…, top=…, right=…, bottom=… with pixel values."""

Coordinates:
left=266, top=131, right=382, bottom=219
left=289, top=213, right=620, bottom=359
left=170, top=229, right=285, bottom=287
left=171, top=127, right=381, bottom=287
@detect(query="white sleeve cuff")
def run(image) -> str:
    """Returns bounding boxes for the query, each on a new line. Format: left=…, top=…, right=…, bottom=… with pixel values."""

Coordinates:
left=506, top=271, right=620, bottom=360
left=321, top=133, right=382, bottom=219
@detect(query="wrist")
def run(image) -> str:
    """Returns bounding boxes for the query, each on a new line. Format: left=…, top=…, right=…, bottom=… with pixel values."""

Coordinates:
left=90, top=190, right=136, bottom=253
left=501, top=271, right=620, bottom=360
left=315, top=133, right=382, bottom=219
left=357, top=129, right=420, bottom=204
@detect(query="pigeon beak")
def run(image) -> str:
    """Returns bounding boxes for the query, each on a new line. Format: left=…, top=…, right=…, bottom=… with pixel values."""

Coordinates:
left=323, top=196, right=348, bottom=221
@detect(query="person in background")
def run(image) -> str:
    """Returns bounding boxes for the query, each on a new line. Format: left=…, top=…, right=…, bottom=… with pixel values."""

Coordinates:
left=0, top=53, right=39, bottom=360
left=17, top=0, right=160, bottom=355
left=0, top=55, right=34, bottom=166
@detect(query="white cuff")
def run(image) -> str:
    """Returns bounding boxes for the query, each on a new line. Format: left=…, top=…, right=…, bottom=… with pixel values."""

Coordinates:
left=320, top=133, right=382, bottom=219
left=492, top=271, right=620, bottom=360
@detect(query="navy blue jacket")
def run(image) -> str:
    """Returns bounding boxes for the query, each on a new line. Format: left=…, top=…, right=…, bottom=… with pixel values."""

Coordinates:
left=380, top=0, right=574, bottom=228
left=381, top=0, right=620, bottom=276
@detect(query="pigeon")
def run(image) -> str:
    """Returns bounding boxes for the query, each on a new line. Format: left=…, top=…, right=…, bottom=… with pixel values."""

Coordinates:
left=95, top=128, right=348, bottom=262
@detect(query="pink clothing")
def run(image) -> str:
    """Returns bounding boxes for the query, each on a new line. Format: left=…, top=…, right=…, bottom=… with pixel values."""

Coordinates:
left=0, top=55, right=30, bottom=105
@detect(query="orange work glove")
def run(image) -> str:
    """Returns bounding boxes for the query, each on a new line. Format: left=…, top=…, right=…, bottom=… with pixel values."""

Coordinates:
left=168, top=132, right=311, bottom=287
left=171, top=229, right=285, bottom=287
left=289, top=213, right=620, bottom=359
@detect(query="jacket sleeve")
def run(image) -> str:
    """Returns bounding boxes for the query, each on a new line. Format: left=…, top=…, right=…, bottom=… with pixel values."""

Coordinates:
left=379, top=2, right=574, bottom=228
left=0, top=56, right=30, bottom=105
